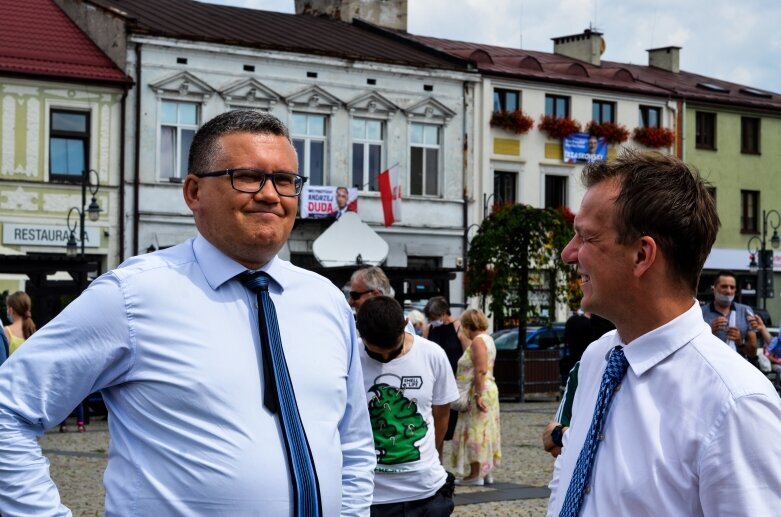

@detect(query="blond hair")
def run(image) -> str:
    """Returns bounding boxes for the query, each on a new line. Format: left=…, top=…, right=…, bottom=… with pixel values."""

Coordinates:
left=459, top=308, right=489, bottom=332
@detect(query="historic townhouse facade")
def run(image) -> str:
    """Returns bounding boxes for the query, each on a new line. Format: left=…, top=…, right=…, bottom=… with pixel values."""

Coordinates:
left=57, top=0, right=479, bottom=305
left=397, top=30, right=678, bottom=322
left=0, top=0, right=131, bottom=324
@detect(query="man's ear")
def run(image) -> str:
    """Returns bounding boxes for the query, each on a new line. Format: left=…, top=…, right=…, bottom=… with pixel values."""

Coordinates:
left=633, top=235, right=657, bottom=278
left=182, top=174, right=200, bottom=211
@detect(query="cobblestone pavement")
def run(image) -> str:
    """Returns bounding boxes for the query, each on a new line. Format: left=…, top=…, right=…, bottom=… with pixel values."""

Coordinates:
left=41, top=399, right=559, bottom=515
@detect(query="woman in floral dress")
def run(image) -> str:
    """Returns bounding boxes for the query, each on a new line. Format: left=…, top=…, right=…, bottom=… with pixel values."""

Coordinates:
left=451, top=309, right=501, bottom=485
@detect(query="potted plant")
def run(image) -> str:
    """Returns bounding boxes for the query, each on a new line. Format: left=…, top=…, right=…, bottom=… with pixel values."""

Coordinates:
left=490, top=109, right=535, bottom=134
left=632, top=126, right=675, bottom=148
left=538, top=115, right=582, bottom=140
left=586, top=120, right=630, bottom=145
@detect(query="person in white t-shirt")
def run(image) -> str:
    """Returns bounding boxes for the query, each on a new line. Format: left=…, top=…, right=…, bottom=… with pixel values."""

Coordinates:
left=356, top=296, right=459, bottom=516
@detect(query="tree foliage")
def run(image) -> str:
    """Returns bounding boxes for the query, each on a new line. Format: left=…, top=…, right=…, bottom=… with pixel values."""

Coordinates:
left=466, top=204, right=575, bottom=326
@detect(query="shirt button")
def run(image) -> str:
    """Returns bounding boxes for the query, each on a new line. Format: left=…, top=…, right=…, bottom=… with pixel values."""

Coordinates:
left=598, top=433, right=605, bottom=441
left=585, top=485, right=592, bottom=494
left=254, top=302, right=259, bottom=309
left=615, top=384, right=621, bottom=392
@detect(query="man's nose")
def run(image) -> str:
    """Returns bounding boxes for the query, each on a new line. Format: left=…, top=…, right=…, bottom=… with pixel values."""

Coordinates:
left=561, top=238, right=578, bottom=265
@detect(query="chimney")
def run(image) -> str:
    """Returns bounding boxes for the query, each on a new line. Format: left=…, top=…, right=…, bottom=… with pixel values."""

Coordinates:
left=295, top=0, right=408, bottom=31
left=552, top=29, right=604, bottom=66
left=647, top=46, right=681, bottom=73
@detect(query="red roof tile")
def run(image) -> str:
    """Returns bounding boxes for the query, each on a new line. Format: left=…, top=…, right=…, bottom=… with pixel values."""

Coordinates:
left=0, top=0, right=131, bottom=85
left=90, top=0, right=469, bottom=71
left=408, top=34, right=781, bottom=111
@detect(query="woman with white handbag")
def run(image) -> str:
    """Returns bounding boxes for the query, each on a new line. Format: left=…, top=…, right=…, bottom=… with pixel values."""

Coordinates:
left=450, top=309, right=501, bottom=486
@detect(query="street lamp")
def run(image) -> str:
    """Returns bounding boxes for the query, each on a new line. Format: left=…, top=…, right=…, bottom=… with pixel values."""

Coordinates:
left=746, top=209, right=780, bottom=309
left=66, top=169, right=102, bottom=257
left=483, top=192, right=503, bottom=219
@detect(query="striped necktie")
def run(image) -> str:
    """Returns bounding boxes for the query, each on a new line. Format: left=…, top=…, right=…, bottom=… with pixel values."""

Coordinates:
left=239, top=271, right=322, bottom=517
left=559, top=345, right=628, bottom=517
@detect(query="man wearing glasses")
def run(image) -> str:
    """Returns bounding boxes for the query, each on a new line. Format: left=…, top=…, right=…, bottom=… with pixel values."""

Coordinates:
left=0, top=111, right=375, bottom=515
left=348, top=266, right=415, bottom=335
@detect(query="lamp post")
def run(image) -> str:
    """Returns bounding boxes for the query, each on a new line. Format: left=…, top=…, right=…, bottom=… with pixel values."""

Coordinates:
left=483, top=192, right=502, bottom=219
left=746, top=209, right=780, bottom=309
left=66, top=169, right=102, bottom=257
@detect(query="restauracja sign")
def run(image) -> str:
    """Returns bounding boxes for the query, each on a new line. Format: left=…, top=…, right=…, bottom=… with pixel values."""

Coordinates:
left=2, top=223, right=100, bottom=248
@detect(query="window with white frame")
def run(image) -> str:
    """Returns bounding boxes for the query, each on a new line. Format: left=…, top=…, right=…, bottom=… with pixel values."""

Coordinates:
left=160, top=100, right=199, bottom=180
left=351, top=118, right=383, bottom=191
left=50, top=109, right=90, bottom=181
left=409, top=123, right=440, bottom=196
left=292, top=113, right=327, bottom=186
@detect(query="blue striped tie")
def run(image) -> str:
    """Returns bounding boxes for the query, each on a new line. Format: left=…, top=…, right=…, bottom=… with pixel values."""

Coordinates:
left=559, top=345, right=628, bottom=517
left=240, top=271, right=322, bottom=517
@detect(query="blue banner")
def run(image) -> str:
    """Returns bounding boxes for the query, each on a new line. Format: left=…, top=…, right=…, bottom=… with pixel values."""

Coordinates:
left=563, top=132, right=607, bottom=163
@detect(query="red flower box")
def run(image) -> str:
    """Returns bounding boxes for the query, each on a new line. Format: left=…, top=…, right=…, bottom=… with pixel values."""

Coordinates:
left=586, top=120, right=629, bottom=145
left=632, top=126, right=675, bottom=148
left=539, top=115, right=582, bottom=140
left=490, top=109, right=535, bottom=134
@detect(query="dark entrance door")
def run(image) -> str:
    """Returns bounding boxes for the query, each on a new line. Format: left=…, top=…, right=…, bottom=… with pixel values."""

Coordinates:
left=0, top=254, right=101, bottom=327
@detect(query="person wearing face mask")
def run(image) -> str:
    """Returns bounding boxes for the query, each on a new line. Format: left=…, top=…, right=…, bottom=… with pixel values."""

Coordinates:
left=423, top=296, right=467, bottom=443
left=701, top=270, right=758, bottom=366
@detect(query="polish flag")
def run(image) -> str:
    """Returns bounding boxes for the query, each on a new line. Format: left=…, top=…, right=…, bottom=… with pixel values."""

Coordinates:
left=378, top=164, right=401, bottom=227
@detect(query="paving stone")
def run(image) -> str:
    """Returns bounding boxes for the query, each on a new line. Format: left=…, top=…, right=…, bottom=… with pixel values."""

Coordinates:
left=40, top=400, right=561, bottom=515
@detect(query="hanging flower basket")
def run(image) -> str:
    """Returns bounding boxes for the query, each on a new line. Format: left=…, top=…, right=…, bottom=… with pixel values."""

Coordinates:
left=539, top=115, right=582, bottom=140
left=489, top=109, right=535, bottom=134
left=632, top=126, right=675, bottom=148
left=586, top=120, right=630, bottom=145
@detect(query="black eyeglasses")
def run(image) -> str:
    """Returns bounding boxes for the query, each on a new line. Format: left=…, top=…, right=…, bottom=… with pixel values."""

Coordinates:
left=349, top=290, right=373, bottom=300
left=195, top=168, right=307, bottom=197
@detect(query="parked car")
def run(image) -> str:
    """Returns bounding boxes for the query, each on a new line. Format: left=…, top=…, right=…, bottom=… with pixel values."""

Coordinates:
left=492, top=323, right=566, bottom=401
left=493, top=323, right=566, bottom=351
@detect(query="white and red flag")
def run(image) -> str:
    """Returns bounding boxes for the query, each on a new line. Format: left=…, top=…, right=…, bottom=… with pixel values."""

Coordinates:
left=378, top=164, right=401, bottom=227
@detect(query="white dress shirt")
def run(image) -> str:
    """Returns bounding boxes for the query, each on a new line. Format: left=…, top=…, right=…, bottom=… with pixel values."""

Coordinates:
left=548, top=302, right=781, bottom=516
left=0, top=235, right=375, bottom=516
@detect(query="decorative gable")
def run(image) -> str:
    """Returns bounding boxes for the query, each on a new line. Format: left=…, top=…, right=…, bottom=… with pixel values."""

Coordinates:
left=149, top=71, right=215, bottom=100
left=346, top=91, right=400, bottom=119
left=404, top=97, right=456, bottom=124
left=285, top=85, right=342, bottom=114
left=220, top=78, right=282, bottom=109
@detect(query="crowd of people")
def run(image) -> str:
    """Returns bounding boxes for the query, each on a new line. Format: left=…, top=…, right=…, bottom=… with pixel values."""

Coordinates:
left=0, top=110, right=779, bottom=516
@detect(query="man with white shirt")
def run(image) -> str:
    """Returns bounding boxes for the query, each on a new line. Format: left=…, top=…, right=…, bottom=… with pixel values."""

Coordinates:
left=547, top=150, right=781, bottom=516
left=356, top=296, right=458, bottom=516
left=0, top=110, right=375, bottom=515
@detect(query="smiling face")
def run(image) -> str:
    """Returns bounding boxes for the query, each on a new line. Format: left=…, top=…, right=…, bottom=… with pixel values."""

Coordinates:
left=561, top=179, right=635, bottom=323
left=183, top=132, right=299, bottom=269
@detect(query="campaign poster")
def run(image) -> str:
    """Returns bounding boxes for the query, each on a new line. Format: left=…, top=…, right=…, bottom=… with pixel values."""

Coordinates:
left=563, top=132, right=607, bottom=163
left=300, top=186, right=358, bottom=219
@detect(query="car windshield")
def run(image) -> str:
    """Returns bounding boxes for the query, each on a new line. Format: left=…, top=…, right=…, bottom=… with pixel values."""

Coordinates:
left=492, top=325, right=565, bottom=351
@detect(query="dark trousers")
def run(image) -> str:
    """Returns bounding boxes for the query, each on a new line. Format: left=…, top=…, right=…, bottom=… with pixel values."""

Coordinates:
left=370, top=474, right=455, bottom=517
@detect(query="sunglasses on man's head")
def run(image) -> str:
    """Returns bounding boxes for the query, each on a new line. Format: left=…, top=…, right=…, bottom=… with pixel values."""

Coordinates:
left=349, top=290, right=372, bottom=300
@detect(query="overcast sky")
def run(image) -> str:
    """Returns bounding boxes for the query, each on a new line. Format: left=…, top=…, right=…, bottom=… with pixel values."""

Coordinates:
left=203, top=0, right=780, bottom=93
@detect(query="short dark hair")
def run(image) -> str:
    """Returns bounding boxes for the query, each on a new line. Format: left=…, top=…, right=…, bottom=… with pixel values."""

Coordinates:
left=424, top=296, right=450, bottom=320
left=356, top=296, right=405, bottom=349
left=187, top=110, right=292, bottom=174
left=582, top=149, right=720, bottom=293
left=713, top=270, right=737, bottom=286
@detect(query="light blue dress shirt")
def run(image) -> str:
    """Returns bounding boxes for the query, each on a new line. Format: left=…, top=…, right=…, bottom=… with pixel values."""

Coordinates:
left=0, top=235, right=375, bottom=516
left=548, top=302, right=781, bottom=516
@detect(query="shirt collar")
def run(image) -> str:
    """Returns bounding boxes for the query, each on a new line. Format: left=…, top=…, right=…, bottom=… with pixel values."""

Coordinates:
left=621, top=301, right=709, bottom=377
left=192, top=234, right=288, bottom=292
